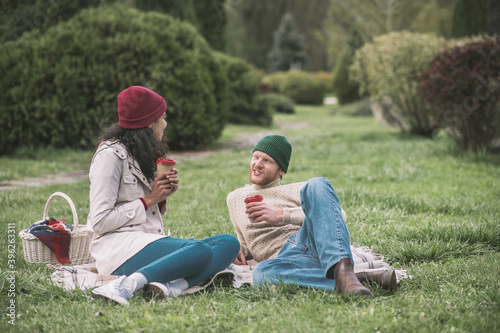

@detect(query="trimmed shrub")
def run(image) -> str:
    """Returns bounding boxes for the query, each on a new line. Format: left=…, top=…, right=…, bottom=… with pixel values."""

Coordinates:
left=258, top=93, right=295, bottom=114
left=136, top=0, right=226, bottom=51
left=279, top=72, right=324, bottom=105
left=311, top=71, right=333, bottom=94
left=418, top=36, right=500, bottom=151
left=191, top=1, right=226, bottom=51
left=335, top=98, right=373, bottom=117
left=350, top=31, right=449, bottom=136
left=135, top=0, right=198, bottom=23
left=249, top=65, right=266, bottom=84
left=214, top=52, right=260, bottom=125
left=0, top=5, right=229, bottom=154
left=228, top=95, right=273, bottom=127
left=0, top=0, right=105, bottom=43
left=261, top=71, right=289, bottom=93
left=332, top=47, right=361, bottom=105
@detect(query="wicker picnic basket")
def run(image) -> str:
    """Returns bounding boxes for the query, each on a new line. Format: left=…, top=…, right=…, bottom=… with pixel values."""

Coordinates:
left=19, top=192, right=93, bottom=265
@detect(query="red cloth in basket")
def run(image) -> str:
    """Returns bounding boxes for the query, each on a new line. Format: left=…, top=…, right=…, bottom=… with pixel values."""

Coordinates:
left=26, top=217, right=73, bottom=264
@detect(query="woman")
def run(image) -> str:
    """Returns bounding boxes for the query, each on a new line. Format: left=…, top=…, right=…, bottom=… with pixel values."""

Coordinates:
left=89, top=86, right=240, bottom=306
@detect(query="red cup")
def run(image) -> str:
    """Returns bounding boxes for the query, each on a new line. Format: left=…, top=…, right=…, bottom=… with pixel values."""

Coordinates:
left=156, top=158, right=176, bottom=175
left=244, top=195, right=263, bottom=203
left=245, top=195, right=263, bottom=222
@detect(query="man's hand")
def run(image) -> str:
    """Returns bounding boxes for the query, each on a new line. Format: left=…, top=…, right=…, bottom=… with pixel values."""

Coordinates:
left=233, top=250, right=247, bottom=265
left=245, top=201, right=283, bottom=223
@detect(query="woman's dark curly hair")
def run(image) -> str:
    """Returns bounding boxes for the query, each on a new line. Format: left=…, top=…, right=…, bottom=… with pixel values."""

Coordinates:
left=96, top=123, right=169, bottom=182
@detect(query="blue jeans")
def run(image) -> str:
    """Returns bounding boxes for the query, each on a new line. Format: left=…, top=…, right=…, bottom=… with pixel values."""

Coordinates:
left=113, top=234, right=240, bottom=288
left=253, top=177, right=353, bottom=291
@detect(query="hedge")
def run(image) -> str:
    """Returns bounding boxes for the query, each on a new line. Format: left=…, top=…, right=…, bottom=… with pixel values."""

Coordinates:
left=350, top=31, right=449, bottom=136
left=0, top=5, right=229, bottom=154
left=214, top=52, right=261, bottom=125
left=310, top=71, right=333, bottom=94
left=332, top=47, right=361, bottom=105
left=279, top=71, right=324, bottom=105
left=418, top=36, right=500, bottom=151
left=258, top=94, right=295, bottom=114
left=261, top=71, right=289, bottom=94
left=0, top=0, right=105, bottom=43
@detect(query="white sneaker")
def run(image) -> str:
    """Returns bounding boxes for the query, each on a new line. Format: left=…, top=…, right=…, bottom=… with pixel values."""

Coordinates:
left=146, top=282, right=183, bottom=300
left=92, top=276, right=137, bottom=306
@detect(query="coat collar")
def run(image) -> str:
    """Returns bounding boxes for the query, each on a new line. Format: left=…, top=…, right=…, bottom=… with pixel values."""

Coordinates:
left=98, top=140, right=152, bottom=189
left=127, top=155, right=152, bottom=189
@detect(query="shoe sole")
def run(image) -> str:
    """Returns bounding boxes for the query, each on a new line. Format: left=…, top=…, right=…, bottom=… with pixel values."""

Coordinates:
left=146, top=283, right=167, bottom=300
left=92, top=289, right=129, bottom=306
left=387, top=270, right=397, bottom=292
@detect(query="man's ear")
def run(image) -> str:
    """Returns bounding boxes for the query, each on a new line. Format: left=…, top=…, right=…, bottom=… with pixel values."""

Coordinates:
left=279, top=169, right=285, bottom=177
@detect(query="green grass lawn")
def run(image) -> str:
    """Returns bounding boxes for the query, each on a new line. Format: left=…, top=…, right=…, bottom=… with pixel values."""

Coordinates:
left=1, top=103, right=499, bottom=332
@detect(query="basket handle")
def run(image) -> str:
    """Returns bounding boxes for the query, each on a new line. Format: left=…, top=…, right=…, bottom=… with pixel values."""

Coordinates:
left=42, top=192, right=80, bottom=234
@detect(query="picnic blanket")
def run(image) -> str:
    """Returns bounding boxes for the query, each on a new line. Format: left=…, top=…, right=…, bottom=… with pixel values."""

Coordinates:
left=26, top=217, right=73, bottom=265
left=50, top=244, right=410, bottom=292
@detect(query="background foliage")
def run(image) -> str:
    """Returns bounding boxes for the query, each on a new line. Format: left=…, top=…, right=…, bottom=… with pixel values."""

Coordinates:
left=261, top=71, right=326, bottom=105
left=1, top=0, right=499, bottom=154
left=0, top=0, right=105, bottom=43
left=267, top=13, right=307, bottom=73
left=258, top=93, right=295, bottom=115
left=261, top=72, right=290, bottom=94
left=214, top=52, right=267, bottom=125
left=136, top=0, right=226, bottom=51
left=418, top=36, right=500, bottom=151
left=1, top=0, right=226, bottom=51
left=451, top=0, right=487, bottom=38
left=0, top=5, right=229, bottom=153
left=331, top=46, right=362, bottom=105
left=225, top=0, right=329, bottom=71
left=279, top=72, right=324, bottom=105
left=349, top=32, right=449, bottom=136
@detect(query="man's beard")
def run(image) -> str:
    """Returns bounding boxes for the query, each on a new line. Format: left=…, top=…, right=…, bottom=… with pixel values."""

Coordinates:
left=249, top=169, right=280, bottom=185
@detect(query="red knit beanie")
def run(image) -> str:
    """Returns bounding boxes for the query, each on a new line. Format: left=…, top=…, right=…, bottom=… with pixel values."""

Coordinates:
left=117, top=86, right=167, bottom=129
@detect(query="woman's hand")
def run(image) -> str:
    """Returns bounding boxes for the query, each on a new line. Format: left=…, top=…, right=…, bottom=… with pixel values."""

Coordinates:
left=143, top=168, right=179, bottom=207
left=233, top=250, right=247, bottom=265
left=164, top=168, right=179, bottom=194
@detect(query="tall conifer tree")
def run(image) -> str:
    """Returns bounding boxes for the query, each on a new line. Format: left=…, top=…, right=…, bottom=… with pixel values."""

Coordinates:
left=267, top=13, right=306, bottom=73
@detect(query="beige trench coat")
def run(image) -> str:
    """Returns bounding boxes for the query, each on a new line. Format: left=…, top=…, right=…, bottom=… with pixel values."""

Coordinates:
left=87, top=141, right=167, bottom=275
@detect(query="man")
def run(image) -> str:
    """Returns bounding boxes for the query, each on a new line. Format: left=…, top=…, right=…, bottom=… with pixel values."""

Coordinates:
left=227, top=135, right=396, bottom=297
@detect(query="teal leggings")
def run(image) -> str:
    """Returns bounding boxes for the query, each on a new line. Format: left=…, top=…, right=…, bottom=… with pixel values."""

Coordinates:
left=112, top=234, right=240, bottom=287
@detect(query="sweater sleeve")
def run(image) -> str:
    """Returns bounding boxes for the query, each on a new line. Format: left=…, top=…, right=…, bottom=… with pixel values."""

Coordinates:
left=281, top=182, right=305, bottom=225
left=282, top=207, right=305, bottom=225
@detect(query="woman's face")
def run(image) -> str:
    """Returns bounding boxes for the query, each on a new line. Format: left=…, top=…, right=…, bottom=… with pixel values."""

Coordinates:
left=150, top=112, right=167, bottom=142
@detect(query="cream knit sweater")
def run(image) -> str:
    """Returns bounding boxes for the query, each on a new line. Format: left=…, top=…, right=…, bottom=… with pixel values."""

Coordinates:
left=226, top=178, right=346, bottom=262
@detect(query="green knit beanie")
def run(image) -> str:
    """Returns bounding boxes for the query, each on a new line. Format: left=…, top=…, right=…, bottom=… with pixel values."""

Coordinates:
left=252, top=135, right=292, bottom=173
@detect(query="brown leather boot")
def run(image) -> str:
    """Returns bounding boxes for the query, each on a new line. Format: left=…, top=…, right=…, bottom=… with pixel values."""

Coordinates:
left=355, top=269, right=397, bottom=292
left=333, top=258, right=372, bottom=298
